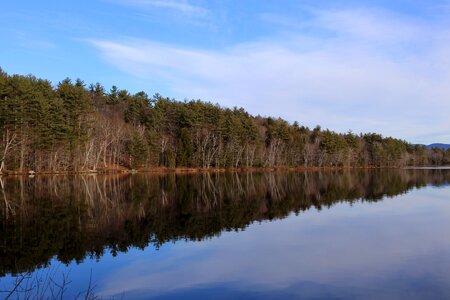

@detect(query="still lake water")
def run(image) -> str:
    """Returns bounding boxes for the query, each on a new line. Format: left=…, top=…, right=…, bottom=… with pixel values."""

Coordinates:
left=1, top=169, right=450, bottom=299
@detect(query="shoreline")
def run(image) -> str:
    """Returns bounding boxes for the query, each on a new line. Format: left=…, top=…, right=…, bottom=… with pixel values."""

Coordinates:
left=0, top=165, right=447, bottom=176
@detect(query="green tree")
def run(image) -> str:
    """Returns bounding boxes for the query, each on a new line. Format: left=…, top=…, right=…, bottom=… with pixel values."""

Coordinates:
left=129, top=133, right=148, bottom=168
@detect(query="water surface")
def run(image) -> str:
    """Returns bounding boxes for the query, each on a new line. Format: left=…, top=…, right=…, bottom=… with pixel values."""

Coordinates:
left=1, top=169, right=450, bottom=299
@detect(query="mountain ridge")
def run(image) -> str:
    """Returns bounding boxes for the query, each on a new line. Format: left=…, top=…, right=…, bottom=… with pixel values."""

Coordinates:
left=426, top=143, right=450, bottom=150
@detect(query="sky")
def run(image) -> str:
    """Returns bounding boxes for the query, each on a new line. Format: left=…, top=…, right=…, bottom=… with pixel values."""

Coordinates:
left=1, top=0, right=450, bottom=144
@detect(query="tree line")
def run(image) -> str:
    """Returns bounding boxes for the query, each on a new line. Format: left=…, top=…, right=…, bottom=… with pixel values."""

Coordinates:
left=1, top=68, right=449, bottom=172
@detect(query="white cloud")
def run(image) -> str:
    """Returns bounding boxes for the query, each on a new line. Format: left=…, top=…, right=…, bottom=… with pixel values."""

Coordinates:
left=315, top=8, right=428, bottom=43
left=87, top=8, right=450, bottom=144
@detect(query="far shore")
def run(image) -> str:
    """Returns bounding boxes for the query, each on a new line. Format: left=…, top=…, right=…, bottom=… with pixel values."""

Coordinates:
left=1, top=165, right=448, bottom=176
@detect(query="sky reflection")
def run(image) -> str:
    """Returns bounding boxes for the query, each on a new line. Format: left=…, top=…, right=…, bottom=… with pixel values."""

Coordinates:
left=96, top=187, right=450, bottom=299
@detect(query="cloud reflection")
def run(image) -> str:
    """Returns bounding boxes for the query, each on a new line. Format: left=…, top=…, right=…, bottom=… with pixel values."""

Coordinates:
left=98, top=188, right=450, bottom=299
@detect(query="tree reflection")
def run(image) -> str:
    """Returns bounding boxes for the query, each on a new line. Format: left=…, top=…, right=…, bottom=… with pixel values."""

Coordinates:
left=1, top=169, right=449, bottom=276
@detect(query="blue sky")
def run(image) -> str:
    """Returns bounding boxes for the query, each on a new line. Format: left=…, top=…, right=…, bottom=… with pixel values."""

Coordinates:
left=1, top=0, right=450, bottom=144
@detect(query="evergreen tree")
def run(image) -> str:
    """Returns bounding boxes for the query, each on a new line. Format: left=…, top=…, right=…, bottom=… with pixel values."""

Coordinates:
left=129, top=133, right=148, bottom=168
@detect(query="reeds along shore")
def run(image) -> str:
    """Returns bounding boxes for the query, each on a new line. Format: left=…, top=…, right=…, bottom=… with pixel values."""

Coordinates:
left=1, top=68, right=449, bottom=173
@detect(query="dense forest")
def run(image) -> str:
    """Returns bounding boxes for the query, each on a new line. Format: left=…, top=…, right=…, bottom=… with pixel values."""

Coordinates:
left=1, top=68, right=449, bottom=173
left=2, top=169, right=450, bottom=276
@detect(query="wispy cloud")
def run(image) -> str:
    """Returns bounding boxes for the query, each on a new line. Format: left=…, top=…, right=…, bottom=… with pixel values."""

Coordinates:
left=87, top=8, right=450, bottom=144
left=261, top=8, right=431, bottom=48
left=9, top=30, right=56, bottom=50
left=109, top=0, right=209, bottom=17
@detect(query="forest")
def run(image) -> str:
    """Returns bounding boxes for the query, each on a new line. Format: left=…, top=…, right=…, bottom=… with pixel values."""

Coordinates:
left=1, top=68, right=449, bottom=173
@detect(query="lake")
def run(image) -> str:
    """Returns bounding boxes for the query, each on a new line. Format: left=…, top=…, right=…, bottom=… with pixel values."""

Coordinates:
left=1, top=169, right=450, bottom=299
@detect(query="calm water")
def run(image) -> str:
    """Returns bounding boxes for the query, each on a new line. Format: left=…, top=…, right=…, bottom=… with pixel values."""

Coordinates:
left=1, top=169, right=450, bottom=299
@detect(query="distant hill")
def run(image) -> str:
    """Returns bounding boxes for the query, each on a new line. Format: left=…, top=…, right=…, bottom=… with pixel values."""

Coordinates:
left=426, top=143, right=450, bottom=150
